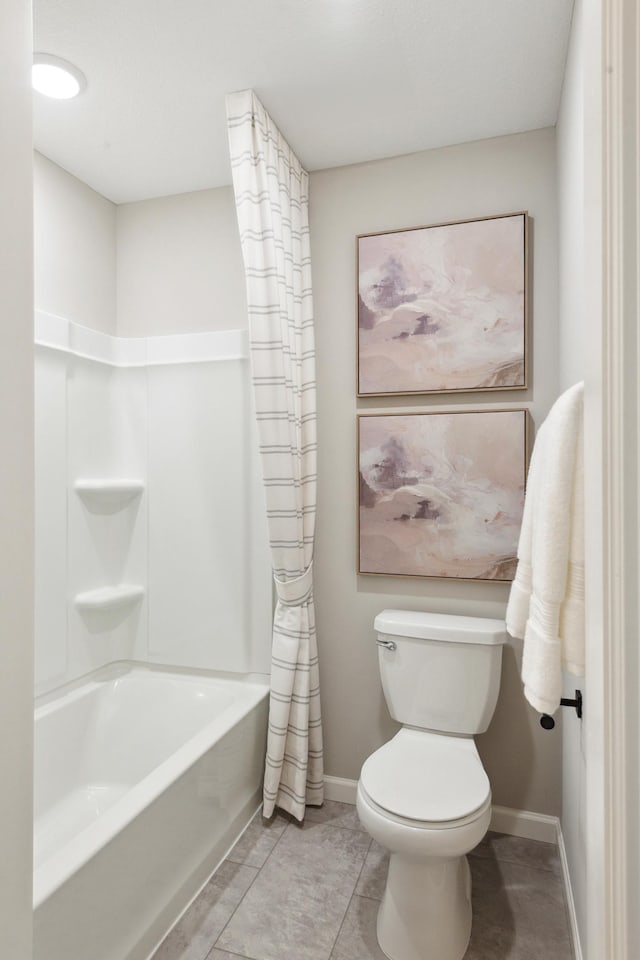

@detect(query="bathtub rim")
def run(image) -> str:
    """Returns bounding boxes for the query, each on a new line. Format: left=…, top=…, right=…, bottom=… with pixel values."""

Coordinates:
left=33, top=659, right=269, bottom=909
left=34, top=658, right=270, bottom=712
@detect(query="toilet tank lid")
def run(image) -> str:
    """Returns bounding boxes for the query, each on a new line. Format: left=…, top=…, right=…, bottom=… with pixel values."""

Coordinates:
left=374, top=609, right=507, bottom=645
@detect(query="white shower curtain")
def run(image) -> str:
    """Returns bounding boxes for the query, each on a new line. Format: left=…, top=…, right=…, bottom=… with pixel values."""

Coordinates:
left=226, top=90, right=323, bottom=820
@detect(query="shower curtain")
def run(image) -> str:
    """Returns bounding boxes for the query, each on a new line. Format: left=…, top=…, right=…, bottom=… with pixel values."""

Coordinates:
left=226, top=89, right=323, bottom=820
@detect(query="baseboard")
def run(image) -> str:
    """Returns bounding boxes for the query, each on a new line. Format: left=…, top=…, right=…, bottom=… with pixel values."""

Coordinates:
left=489, top=804, right=559, bottom=844
left=325, top=778, right=559, bottom=844
left=324, top=775, right=358, bottom=804
left=557, top=823, right=584, bottom=960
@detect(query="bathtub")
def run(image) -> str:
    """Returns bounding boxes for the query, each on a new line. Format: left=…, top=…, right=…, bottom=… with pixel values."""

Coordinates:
left=33, top=662, right=269, bottom=960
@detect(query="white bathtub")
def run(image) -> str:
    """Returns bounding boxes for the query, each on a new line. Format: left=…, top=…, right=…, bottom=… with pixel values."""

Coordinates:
left=33, top=663, right=269, bottom=960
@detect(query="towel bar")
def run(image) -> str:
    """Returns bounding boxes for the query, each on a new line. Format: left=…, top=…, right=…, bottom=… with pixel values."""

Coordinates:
left=540, top=690, right=583, bottom=729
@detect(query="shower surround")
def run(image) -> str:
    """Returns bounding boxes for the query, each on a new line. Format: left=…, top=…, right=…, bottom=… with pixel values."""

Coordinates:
left=33, top=311, right=272, bottom=960
left=35, top=311, right=271, bottom=693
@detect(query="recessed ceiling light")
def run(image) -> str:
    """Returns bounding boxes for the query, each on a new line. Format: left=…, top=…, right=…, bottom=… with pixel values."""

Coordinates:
left=32, top=54, right=86, bottom=100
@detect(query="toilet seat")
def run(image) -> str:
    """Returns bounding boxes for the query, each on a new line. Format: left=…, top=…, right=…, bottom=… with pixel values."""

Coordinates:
left=360, top=728, right=490, bottom=826
left=358, top=780, right=492, bottom=834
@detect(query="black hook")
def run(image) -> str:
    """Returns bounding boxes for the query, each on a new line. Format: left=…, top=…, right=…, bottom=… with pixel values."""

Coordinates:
left=539, top=689, right=583, bottom=729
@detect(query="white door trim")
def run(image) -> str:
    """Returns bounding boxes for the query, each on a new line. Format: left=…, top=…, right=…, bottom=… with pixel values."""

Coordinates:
left=585, top=0, right=640, bottom=956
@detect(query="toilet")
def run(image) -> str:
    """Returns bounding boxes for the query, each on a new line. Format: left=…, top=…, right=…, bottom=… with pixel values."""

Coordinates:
left=356, top=609, right=506, bottom=960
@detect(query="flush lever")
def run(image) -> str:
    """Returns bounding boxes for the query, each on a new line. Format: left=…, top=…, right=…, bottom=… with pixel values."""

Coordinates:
left=376, top=638, right=396, bottom=651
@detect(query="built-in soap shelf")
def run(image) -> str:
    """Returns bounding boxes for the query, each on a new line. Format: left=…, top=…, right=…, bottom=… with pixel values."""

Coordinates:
left=74, top=478, right=144, bottom=505
left=74, top=584, right=144, bottom=612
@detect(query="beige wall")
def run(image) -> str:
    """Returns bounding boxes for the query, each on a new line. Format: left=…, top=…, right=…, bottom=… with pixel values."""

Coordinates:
left=34, top=152, right=117, bottom=334
left=116, top=187, right=247, bottom=336
left=311, top=128, right=562, bottom=815
left=0, top=0, right=34, bottom=953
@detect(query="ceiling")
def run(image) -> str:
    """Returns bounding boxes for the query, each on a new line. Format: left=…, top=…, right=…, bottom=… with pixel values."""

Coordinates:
left=33, top=0, right=574, bottom=205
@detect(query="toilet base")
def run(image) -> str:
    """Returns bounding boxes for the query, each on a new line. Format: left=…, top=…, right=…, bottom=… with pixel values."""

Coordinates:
left=376, top=853, right=472, bottom=960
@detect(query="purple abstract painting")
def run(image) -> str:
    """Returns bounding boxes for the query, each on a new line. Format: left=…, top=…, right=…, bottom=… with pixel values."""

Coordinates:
left=357, top=213, right=527, bottom=395
left=358, top=410, right=527, bottom=580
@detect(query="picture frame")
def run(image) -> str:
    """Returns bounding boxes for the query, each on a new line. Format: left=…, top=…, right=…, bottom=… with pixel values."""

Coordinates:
left=357, top=212, right=528, bottom=397
left=357, top=408, right=529, bottom=581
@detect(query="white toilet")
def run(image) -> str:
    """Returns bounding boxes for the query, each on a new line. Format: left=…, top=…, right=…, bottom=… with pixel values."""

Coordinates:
left=356, top=609, right=506, bottom=960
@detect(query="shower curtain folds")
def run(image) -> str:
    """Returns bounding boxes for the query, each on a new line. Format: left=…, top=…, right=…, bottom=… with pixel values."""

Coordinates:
left=226, top=89, right=323, bottom=820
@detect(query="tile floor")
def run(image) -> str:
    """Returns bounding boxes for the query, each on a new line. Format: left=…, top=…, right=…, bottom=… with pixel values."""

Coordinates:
left=151, top=801, right=574, bottom=960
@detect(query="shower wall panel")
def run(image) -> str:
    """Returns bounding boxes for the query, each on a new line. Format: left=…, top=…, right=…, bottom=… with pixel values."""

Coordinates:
left=34, top=316, right=271, bottom=698
left=146, top=359, right=271, bottom=675
left=66, top=358, right=148, bottom=682
left=35, top=346, right=68, bottom=691
left=35, top=346, right=148, bottom=696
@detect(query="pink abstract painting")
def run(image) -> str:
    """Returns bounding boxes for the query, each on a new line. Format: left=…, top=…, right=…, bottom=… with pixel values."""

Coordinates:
left=358, top=213, right=526, bottom=395
left=358, top=410, right=527, bottom=580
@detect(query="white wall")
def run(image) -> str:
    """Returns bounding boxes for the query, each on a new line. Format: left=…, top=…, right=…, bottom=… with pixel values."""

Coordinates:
left=34, top=343, right=149, bottom=695
left=558, top=0, right=586, bottom=388
left=34, top=152, right=117, bottom=334
left=115, top=186, right=271, bottom=672
left=146, top=359, right=271, bottom=674
left=33, top=161, right=270, bottom=693
left=33, top=156, right=139, bottom=693
left=116, top=187, right=247, bottom=336
left=556, top=0, right=587, bottom=951
left=0, top=0, right=34, bottom=953
left=34, top=318, right=272, bottom=696
left=66, top=361, right=149, bottom=679
left=311, top=128, right=563, bottom=815
left=34, top=347, right=67, bottom=688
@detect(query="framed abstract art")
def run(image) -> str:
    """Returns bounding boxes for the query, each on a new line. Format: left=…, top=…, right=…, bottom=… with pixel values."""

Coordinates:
left=357, top=409, right=528, bottom=581
left=357, top=212, right=528, bottom=396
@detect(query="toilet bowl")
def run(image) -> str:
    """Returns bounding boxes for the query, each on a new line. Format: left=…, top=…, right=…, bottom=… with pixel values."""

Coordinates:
left=357, top=610, right=506, bottom=960
left=356, top=729, right=492, bottom=960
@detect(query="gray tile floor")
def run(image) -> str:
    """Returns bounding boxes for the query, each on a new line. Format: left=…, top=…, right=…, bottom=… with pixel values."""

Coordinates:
left=151, top=801, right=574, bottom=960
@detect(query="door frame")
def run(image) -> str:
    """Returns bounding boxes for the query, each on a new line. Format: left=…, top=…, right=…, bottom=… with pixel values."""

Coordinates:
left=584, top=0, right=639, bottom=956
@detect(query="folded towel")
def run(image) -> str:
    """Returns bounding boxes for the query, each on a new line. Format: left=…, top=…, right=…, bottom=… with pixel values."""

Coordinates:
left=506, top=382, right=585, bottom=714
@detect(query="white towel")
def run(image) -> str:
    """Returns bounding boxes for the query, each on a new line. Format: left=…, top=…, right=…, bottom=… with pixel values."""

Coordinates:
left=506, top=382, right=585, bottom=714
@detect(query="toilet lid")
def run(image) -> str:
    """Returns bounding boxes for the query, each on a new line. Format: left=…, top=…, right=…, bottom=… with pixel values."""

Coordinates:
left=360, top=728, right=490, bottom=823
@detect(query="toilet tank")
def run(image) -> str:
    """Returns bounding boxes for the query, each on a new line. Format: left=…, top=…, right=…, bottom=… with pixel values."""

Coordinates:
left=375, top=609, right=506, bottom=735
